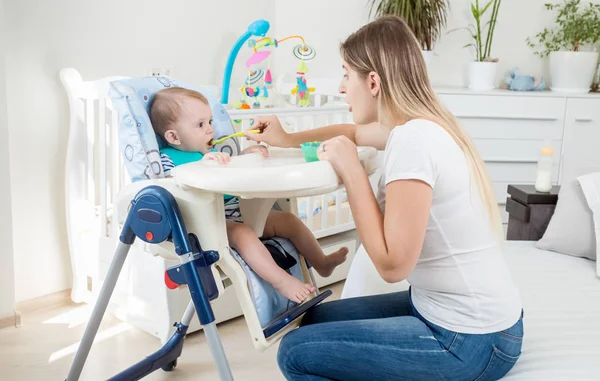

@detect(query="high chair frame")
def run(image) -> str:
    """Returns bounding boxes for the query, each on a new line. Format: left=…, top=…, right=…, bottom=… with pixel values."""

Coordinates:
left=60, top=68, right=361, bottom=345
left=59, top=70, right=378, bottom=380
left=65, top=182, right=333, bottom=381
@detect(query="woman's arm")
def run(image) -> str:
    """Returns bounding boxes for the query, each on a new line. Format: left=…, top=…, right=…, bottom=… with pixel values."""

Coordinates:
left=317, top=135, right=431, bottom=284
left=284, top=123, right=358, bottom=148
left=246, top=116, right=390, bottom=150
left=286, top=122, right=390, bottom=150
left=343, top=172, right=432, bottom=283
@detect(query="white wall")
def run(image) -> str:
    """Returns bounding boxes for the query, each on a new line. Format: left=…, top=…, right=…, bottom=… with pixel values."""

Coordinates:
left=2, top=0, right=574, bottom=302
left=0, top=0, right=16, bottom=317
left=4, top=0, right=275, bottom=302
left=271, top=0, right=558, bottom=88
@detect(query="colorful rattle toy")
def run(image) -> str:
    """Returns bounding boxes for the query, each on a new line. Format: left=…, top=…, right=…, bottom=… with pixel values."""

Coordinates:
left=221, top=20, right=317, bottom=109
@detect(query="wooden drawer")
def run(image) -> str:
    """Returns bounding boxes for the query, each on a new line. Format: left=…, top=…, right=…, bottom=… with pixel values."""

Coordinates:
left=486, top=162, right=559, bottom=183
left=560, top=98, right=600, bottom=183
left=474, top=139, right=562, bottom=163
left=438, top=94, right=566, bottom=140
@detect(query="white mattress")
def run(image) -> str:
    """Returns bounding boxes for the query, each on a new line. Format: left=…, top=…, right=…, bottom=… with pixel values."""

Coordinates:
left=501, top=241, right=600, bottom=380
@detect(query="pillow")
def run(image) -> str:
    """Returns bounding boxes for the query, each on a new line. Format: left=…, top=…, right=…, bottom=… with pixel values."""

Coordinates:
left=535, top=178, right=596, bottom=261
left=577, top=172, right=600, bottom=276
left=109, top=76, right=237, bottom=182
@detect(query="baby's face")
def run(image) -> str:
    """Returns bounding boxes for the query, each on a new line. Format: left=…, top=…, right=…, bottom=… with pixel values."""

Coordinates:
left=173, top=97, right=214, bottom=153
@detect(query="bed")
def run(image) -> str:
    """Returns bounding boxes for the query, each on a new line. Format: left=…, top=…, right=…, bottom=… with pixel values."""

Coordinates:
left=500, top=241, right=600, bottom=380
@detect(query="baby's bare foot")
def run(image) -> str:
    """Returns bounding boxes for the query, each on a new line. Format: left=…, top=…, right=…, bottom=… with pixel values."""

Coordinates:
left=315, top=247, right=349, bottom=277
left=274, top=276, right=316, bottom=303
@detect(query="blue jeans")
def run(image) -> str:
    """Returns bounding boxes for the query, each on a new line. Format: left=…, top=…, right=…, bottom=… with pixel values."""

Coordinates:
left=278, top=290, right=523, bottom=380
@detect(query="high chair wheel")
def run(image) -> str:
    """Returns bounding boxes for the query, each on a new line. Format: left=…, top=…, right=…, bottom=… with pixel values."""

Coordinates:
left=162, top=359, right=177, bottom=372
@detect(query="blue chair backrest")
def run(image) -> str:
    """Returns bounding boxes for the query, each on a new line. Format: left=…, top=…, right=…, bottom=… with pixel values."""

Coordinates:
left=109, top=76, right=238, bottom=182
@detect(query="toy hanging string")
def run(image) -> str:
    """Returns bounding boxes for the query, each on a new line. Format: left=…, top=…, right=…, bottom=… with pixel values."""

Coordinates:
left=249, top=35, right=307, bottom=52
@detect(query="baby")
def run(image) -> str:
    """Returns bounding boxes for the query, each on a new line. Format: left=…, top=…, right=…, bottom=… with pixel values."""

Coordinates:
left=150, top=87, right=348, bottom=303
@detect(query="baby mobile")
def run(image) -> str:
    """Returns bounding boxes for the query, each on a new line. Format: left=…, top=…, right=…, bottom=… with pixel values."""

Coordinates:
left=240, top=34, right=316, bottom=108
left=220, top=20, right=317, bottom=110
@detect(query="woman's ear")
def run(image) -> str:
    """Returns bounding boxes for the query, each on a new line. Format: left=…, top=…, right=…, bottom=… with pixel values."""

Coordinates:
left=368, top=71, right=382, bottom=98
left=164, top=130, right=180, bottom=146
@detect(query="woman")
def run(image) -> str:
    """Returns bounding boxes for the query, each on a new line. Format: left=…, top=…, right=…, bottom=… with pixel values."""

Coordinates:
left=245, top=15, right=523, bottom=381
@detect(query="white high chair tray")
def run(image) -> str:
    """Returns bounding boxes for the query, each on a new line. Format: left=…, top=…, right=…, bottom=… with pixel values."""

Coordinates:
left=172, top=146, right=379, bottom=199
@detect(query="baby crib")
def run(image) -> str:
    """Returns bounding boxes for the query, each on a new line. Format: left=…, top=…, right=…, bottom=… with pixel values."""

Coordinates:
left=60, top=68, right=367, bottom=343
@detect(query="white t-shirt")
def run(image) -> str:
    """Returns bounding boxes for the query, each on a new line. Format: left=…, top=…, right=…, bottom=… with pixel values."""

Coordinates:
left=376, top=119, right=522, bottom=334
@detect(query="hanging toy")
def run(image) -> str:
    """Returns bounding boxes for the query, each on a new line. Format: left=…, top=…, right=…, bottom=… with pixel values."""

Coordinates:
left=265, top=69, right=273, bottom=85
left=223, top=21, right=317, bottom=109
left=292, top=44, right=317, bottom=61
left=291, top=60, right=315, bottom=107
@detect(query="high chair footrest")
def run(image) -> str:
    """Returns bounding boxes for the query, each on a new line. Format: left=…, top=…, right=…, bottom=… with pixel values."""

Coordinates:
left=262, top=289, right=333, bottom=339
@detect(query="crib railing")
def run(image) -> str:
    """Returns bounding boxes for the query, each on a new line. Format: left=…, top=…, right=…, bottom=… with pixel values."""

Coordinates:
left=228, top=104, right=356, bottom=239
left=61, top=69, right=130, bottom=302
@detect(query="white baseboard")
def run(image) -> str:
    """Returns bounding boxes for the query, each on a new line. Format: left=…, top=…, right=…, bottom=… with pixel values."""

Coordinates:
left=0, top=310, right=22, bottom=329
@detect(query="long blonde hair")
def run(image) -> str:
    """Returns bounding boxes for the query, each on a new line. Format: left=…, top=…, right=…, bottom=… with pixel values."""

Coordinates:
left=341, top=15, right=503, bottom=238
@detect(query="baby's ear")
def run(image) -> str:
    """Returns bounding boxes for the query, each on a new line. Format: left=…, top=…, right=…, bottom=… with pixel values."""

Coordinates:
left=164, top=130, right=180, bottom=146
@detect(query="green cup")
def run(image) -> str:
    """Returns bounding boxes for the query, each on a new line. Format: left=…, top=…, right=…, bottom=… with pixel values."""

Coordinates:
left=300, top=141, right=321, bottom=162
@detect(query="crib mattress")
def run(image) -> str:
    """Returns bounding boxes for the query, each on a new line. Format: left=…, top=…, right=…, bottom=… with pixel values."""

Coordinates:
left=501, top=241, right=600, bottom=380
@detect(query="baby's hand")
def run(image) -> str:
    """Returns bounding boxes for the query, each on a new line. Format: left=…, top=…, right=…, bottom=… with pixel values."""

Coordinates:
left=203, top=151, right=231, bottom=165
left=241, top=145, right=269, bottom=158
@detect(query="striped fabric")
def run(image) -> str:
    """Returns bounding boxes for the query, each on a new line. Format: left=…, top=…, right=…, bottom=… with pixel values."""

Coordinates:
left=224, top=196, right=243, bottom=223
left=160, top=152, right=175, bottom=177
left=160, top=151, right=243, bottom=223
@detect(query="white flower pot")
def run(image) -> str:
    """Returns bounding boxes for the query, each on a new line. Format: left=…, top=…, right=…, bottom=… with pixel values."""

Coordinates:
left=421, top=50, right=434, bottom=66
left=550, top=51, right=599, bottom=93
left=468, top=61, right=497, bottom=90
left=421, top=50, right=434, bottom=79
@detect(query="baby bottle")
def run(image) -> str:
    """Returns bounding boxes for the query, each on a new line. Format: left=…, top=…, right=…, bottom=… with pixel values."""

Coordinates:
left=534, top=142, right=554, bottom=193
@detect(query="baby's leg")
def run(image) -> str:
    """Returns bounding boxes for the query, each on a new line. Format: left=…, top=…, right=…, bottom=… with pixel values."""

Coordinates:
left=263, top=211, right=348, bottom=278
left=226, top=221, right=315, bottom=303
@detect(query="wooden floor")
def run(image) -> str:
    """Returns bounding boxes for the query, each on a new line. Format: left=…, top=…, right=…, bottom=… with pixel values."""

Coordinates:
left=0, top=282, right=344, bottom=381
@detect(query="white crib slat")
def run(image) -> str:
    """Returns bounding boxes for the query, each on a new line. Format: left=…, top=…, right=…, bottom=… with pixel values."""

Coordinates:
left=86, top=100, right=95, bottom=205
left=312, top=115, right=320, bottom=132
left=307, top=197, right=314, bottom=231
left=348, top=194, right=354, bottom=223
left=335, top=189, right=342, bottom=225
left=320, top=194, right=328, bottom=230
left=98, top=99, right=107, bottom=237
left=111, top=108, right=119, bottom=212
left=120, top=153, right=127, bottom=189
left=314, top=94, right=322, bottom=108
left=334, top=112, right=343, bottom=125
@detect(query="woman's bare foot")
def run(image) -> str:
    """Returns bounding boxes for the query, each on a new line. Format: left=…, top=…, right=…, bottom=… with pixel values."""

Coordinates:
left=274, top=275, right=316, bottom=303
left=314, top=247, right=349, bottom=277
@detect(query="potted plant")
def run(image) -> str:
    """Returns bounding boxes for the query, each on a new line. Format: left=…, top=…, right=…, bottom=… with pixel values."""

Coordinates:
left=367, top=0, right=449, bottom=66
left=526, top=0, right=600, bottom=93
left=464, top=0, right=502, bottom=90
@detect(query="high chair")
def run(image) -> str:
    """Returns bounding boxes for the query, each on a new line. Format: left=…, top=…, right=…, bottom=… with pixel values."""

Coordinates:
left=64, top=75, right=378, bottom=380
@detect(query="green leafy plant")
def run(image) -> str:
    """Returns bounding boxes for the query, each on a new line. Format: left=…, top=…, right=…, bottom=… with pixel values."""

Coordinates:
left=526, top=0, right=600, bottom=58
left=465, top=0, right=502, bottom=62
left=368, top=0, right=449, bottom=51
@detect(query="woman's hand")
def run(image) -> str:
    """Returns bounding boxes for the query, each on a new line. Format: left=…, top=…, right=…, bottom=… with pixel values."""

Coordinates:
left=244, top=115, right=291, bottom=148
left=203, top=151, right=231, bottom=165
left=241, top=144, right=269, bottom=158
left=318, top=136, right=362, bottom=180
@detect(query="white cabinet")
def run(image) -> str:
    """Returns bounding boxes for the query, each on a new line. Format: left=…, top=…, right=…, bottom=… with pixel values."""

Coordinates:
left=560, top=98, right=600, bottom=184
left=436, top=88, right=600, bottom=226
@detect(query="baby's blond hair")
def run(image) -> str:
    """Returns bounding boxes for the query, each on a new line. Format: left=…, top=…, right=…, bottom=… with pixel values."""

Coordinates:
left=150, top=87, right=209, bottom=138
